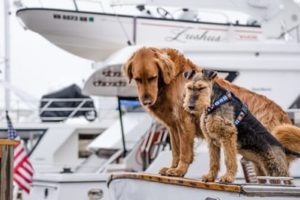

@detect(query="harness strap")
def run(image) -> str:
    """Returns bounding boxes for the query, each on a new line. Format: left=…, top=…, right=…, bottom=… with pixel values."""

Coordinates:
left=207, top=91, right=248, bottom=126
left=207, top=91, right=232, bottom=114
left=234, top=104, right=248, bottom=126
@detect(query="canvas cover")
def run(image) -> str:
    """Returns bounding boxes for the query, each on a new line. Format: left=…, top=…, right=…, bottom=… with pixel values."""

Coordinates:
left=39, top=84, right=97, bottom=122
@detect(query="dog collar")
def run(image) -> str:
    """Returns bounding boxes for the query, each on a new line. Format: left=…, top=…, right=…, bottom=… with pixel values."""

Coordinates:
left=207, top=91, right=232, bottom=114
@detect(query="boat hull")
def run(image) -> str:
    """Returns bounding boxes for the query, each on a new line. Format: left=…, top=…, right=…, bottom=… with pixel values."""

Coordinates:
left=17, top=8, right=134, bottom=61
left=16, top=8, right=262, bottom=61
left=23, top=173, right=109, bottom=200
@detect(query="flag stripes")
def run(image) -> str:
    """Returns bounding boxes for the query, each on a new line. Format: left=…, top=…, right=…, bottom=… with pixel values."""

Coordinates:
left=6, top=111, right=34, bottom=194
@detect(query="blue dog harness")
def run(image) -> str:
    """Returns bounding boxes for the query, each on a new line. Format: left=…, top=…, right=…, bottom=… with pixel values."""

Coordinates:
left=207, top=91, right=232, bottom=113
left=207, top=91, right=248, bottom=126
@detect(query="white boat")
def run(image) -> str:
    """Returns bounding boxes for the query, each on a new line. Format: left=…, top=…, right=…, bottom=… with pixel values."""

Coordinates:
left=15, top=0, right=300, bottom=62
left=0, top=82, right=158, bottom=200
left=82, top=44, right=300, bottom=110
left=0, top=97, right=165, bottom=200
left=0, top=83, right=165, bottom=200
left=14, top=0, right=300, bottom=109
left=0, top=121, right=108, bottom=173
left=15, top=1, right=264, bottom=62
left=19, top=112, right=160, bottom=200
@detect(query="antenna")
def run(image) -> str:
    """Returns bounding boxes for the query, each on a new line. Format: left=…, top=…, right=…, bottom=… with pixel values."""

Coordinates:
left=4, top=0, right=11, bottom=110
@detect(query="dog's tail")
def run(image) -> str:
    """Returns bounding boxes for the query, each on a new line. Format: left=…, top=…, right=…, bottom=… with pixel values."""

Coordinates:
left=272, top=124, right=300, bottom=153
left=272, top=124, right=300, bottom=159
left=284, top=147, right=300, bottom=159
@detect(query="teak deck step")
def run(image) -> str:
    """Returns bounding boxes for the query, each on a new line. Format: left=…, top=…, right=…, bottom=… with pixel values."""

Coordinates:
left=108, top=172, right=241, bottom=193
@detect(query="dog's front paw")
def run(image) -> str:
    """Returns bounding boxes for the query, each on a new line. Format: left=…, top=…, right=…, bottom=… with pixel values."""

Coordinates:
left=159, top=167, right=170, bottom=175
left=219, top=174, right=235, bottom=183
left=166, top=168, right=185, bottom=177
left=269, top=179, right=281, bottom=185
left=202, top=173, right=216, bottom=182
left=283, top=180, right=293, bottom=185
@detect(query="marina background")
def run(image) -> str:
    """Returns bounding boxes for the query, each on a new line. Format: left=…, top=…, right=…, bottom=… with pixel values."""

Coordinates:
left=0, top=1, right=93, bottom=110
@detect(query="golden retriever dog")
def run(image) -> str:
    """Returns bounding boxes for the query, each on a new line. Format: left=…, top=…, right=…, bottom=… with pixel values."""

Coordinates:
left=123, top=47, right=201, bottom=176
left=122, top=47, right=300, bottom=177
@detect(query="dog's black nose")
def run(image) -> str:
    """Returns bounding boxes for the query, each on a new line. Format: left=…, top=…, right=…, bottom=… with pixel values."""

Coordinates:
left=144, top=94, right=150, bottom=100
left=188, top=105, right=195, bottom=110
left=142, top=94, right=153, bottom=106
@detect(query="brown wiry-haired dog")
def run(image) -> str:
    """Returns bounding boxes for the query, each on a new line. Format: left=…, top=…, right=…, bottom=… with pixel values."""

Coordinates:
left=122, top=47, right=300, bottom=177
left=183, top=70, right=299, bottom=183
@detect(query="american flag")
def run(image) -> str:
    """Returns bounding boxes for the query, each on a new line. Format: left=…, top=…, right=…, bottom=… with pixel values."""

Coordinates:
left=6, top=111, right=34, bottom=194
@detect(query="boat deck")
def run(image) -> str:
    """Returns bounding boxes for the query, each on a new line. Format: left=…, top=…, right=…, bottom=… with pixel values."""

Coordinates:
left=109, top=172, right=300, bottom=197
left=109, top=173, right=241, bottom=193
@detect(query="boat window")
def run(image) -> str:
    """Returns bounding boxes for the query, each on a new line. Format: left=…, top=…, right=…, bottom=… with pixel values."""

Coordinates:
left=78, top=133, right=101, bottom=158
left=120, top=99, right=143, bottom=112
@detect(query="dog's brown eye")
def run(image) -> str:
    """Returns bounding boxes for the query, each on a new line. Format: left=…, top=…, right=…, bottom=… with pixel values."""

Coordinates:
left=196, top=87, right=206, bottom=91
left=187, top=86, right=193, bottom=91
left=148, top=76, right=157, bottom=81
left=134, top=78, right=142, bottom=83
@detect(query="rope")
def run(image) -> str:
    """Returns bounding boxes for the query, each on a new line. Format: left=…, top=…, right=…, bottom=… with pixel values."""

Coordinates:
left=112, top=6, right=134, bottom=45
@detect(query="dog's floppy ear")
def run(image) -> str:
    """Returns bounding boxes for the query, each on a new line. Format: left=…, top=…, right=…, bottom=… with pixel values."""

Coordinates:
left=183, top=70, right=196, bottom=80
left=155, top=52, right=175, bottom=85
left=202, top=69, right=217, bottom=80
left=122, top=54, right=135, bottom=83
left=122, top=61, right=133, bottom=83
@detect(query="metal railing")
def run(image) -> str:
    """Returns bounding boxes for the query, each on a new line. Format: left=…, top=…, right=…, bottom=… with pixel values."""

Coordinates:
left=278, top=24, right=300, bottom=43
left=0, top=96, right=119, bottom=123
left=39, top=98, right=97, bottom=122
